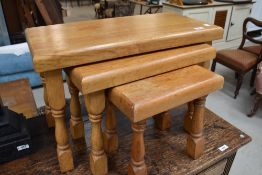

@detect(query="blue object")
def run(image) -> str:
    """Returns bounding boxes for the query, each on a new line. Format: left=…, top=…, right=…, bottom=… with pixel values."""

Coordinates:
left=0, top=52, right=42, bottom=88
left=0, top=52, right=66, bottom=88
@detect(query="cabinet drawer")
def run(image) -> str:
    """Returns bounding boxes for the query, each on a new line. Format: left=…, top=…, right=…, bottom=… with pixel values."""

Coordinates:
left=183, top=8, right=213, bottom=24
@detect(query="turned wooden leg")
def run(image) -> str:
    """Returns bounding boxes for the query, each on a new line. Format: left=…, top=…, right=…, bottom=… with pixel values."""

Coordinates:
left=153, top=111, right=171, bottom=130
left=187, top=97, right=206, bottom=159
left=234, top=73, right=244, bottom=99
left=40, top=73, right=55, bottom=127
left=128, top=120, right=147, bottom=175
left=103, top=101, right=118, bottom=154
left=45, top=70, right=74, bottom=172
left=250, top=67, right=257, bottom=87
left=67, top=77, right=84, bottom=139
left=84, top=91, right=108, bottom=175
left=184, top=101, right=194, bottom=133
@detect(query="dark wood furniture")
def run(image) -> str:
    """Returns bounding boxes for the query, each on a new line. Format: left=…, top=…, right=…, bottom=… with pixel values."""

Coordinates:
left=0, top=79, right=38, bottom=119
left=35, top=0, right=64, bottom=25
left=130, top=0, right=162, bottom=14
left=211, top=17, right=262, bottom=99
left=0, top=0, right=44, bottom=44
left=0, top=107, right=251, bottom=175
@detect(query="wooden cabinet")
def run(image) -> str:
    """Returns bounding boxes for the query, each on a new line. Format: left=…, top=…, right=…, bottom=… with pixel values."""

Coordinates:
left=163, top=2, right=253, bottom=50
left=184, top=8, right=213, bottom=23
left=212, top=6, right=232, bottom=43
left=227, top=4, right=252, bottom=41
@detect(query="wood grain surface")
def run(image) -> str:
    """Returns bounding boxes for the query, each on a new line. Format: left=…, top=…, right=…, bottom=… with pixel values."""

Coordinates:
left=66, top=44, right=216, bottom=94
left=109, top=65, right=224, bottom=122
left=0, top=105, right=251, bottom=175
left=0, top=79, right=37, bottom=119
left=25, top=13, right=223, bottom=72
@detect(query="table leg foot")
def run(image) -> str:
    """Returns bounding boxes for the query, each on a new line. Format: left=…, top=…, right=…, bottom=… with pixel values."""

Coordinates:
left=186, top=136, right=205, bottom=159
left=70, top=120, right=85, bottom=139
left=57, top=146, right=74, bottom=173
left=103, top=102, right=118, bottom=154
left=90, top=153, right=108, bottom=175
left=128, top=162, right=147, bottom=175
left=153, top=111, right=172, bottom=131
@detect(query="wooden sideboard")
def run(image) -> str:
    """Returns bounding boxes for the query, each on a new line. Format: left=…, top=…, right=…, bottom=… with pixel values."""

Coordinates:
left=163, top=1, right=253, bottom=50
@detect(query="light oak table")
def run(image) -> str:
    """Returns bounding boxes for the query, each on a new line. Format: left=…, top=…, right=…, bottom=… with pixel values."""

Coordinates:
left=25, top=12, right=223, bottom=173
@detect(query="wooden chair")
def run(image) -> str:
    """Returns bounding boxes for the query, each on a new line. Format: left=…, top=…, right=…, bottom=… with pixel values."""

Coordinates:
left=211, top=17, right=262, bottom=99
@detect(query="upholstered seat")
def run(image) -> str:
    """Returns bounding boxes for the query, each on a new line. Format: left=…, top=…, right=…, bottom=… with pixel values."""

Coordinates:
left=212, top=17, right=262, bottom=99
left=243, top=45, right=261, bottom=56
left=216, top=49, right=257, bottom=71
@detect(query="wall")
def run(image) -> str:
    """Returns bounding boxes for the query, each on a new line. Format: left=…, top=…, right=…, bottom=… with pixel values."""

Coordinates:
left=0, top=1, right=10, bottom=46
left=249, top=0, right=262, bottom=31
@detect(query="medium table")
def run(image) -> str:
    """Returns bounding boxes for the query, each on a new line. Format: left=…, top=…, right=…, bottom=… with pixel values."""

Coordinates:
left=25, top=12, right=223, bottom=173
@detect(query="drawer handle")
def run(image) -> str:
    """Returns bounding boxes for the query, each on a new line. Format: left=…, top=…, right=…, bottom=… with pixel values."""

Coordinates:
left=230, top=22, right=235, bottom=27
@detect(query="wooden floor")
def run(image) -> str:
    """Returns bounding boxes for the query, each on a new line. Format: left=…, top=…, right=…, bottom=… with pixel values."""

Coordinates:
left=0, top=105, right=250, bottom=175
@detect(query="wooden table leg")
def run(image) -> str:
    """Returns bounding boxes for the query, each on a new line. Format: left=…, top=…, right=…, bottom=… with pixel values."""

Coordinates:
left=40, top=73, right=55, bottom=127
left=84, top=91, right=108, bottom=175
left=184, top=101, right=194, bottom=133
left=187, top=97, right=206, bottom=159
left=128, top=120, right=147, bottom=175
left=153, top=111, right=172, bottom=131
left=45, top=70, right=74, bottom=172
left=67, top=77, right=84, bottom=139
left=103, top=101, right=118, bottom=154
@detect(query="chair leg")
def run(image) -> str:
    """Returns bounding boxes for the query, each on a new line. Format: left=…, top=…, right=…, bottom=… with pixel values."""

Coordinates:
left=67, top=77, right=84, bottom=139
left=247, top=93, right=262, bottom=117
left=128, top=120, right=147, bottom=175
left=103, top=101, right=119, bottom=154
left=234, top=73, right=244, bottom=99
left=235, top=72, right=238, bottom=79
left=187, top=97, right=206, bottom=159
left=250, top=67, right=257, bottom=87
left=211, top=60, right=216, bottom=72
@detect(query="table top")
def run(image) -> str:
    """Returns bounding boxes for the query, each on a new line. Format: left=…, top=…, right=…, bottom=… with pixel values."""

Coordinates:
left=26, top=12, right=223, bottom=73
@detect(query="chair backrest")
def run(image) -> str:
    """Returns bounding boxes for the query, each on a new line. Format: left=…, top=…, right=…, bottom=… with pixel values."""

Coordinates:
left=239, top=17, right=262, bottom=49
left=35, top=0, right=64, bottom=25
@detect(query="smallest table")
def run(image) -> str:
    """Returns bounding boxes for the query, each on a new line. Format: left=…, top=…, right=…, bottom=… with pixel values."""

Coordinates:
left=130, top=0, right=162, bottom=14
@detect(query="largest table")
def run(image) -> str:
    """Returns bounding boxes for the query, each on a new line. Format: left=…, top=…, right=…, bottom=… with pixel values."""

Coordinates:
left=25, top=12, right=223, bottom=173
